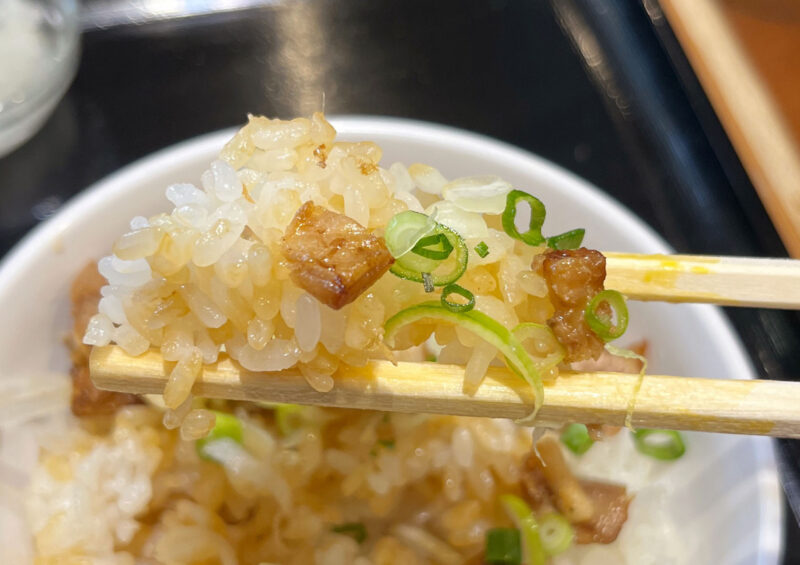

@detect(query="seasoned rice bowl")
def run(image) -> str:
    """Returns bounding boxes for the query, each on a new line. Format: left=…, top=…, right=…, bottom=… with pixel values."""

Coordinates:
left=0, top=117, right=782, bottom=565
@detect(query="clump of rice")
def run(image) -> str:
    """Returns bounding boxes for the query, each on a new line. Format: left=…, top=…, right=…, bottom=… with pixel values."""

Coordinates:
left=14, top=115, right=692, bottom=564
left=83, top=113, right=559, bottom=426
left=23, top=405, right=685, bottom=564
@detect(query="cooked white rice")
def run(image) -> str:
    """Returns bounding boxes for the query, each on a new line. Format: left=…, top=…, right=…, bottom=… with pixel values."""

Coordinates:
left=82, top=113, right=558, bottom=426
left=18, top=406, right=685, bottom=564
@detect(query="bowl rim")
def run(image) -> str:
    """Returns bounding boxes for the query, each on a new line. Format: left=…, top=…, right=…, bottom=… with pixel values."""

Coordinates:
left=0, top=115, right=784, bottom=563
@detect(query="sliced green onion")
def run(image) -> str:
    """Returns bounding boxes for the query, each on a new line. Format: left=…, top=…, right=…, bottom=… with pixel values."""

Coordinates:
left=475, top=241, right=490, bottom=258
left=538, top=512, right=575, bottom=556
left=605, top=344, right=648, bottom=429
left=502, top=190, right=547, bottom=246
left=584, top=289, right=629, bottom=341
left=560, top=423, right=594, bottom=455
left=412, top=233, right=453, bottom=260
left=422, top=272, right=434, bottom=293
left=384, top=210, right=437, bottom=258
left=390, top=221, right=468, bottom=287
left=425, top=354, right=438, bottom=362
left=195, top=411, right=243, bottom=461
left=332, top=522, right=367, bottom=544
left=275, top=403, right=305, bottom=436
left=499, top=495, right=546, bottom=565
left=502, top=190, right=585, bottom=250
left=632, top=429, right=686, bottom=460
left=377, top=439, right=396, bottom=449
left=546, top=228, right=585, bottom=250
left=440, top=284, right=475, bottom=313
left=485, top=528, right=522, bottom=565
left=512, top=322, right=565, bottom=374
left=384, top=303, right=543, bottom=416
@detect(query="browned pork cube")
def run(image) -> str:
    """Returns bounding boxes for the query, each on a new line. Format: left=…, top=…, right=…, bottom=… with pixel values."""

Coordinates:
left=534, top=248, right=608, bottom=363
left=574, top=481, right=632, bottom=544
left=281, top=201, right=394, bottom=310
left=540, top=248, right=606, bottom=309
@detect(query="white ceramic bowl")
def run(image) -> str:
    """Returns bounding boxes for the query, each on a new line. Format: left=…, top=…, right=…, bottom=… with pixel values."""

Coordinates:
left=0, top=0, right=80, bottom=157
left=0, top=117, right=783, bottom=563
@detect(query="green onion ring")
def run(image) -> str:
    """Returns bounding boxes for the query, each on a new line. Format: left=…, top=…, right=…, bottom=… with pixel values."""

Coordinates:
left=440, top=284, right=475, bottom=313
left=632, top=429, right=686, bottom=460
left=512, top=322, right=565, bottom=374
left=502, top=190, right=547, bottom=246
left=584, top=289, right=629, bottom=341
left=560, top=423, right=594, bottom=455
left=383, top=210, right=437, bottom=258
left=538, top=512, right=575, bottom=556
left=412, top=233, right=453, bottom=260
left=389, top=221, right=468, bottom=287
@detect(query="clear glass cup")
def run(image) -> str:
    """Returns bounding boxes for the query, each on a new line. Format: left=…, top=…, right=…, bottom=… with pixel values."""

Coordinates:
left=0, top=0, right=80, bottom=157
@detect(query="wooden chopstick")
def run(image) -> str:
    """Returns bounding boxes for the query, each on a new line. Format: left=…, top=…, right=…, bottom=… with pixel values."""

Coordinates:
left=659, top=0, right=800, bottom=258
left=605, top=253, right=800, bottom=309
left=90, top=345, right=800, bottom=438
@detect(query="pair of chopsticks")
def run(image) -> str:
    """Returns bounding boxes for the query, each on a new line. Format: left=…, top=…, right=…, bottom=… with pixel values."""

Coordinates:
left=90, top=253, right=800, bottom=438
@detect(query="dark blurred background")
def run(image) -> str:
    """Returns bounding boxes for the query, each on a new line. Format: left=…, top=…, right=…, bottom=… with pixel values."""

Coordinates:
left=0, top=0, right=797, bottom=560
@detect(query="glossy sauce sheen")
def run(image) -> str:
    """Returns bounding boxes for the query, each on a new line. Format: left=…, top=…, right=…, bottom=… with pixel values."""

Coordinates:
left=535, top=248, right=607, bottom=363
left=281, top=201, right=394, bottom=310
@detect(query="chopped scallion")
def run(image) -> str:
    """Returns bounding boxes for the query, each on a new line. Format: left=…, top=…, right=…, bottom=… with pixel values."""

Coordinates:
left=485, top=528, right=522, bottom=565
left=501, top=190, right=547, bottom=246
left=377, top=439, right=396, bottom=449
left=475, top=241, right=490, bottom=258
left=512, top=322, right=565, bottom=374
left=560, top=423, right=594, bottom=455
left=388, top=215, right=469, bottom=287
left=384, top=210, right=437, bottom=258
left=546, top=228, right=585, bottom=250
left=499, top=494, right=546, bottom=565
left=384, top=303, right=543, bottom=417
left=632, top=429, right=686, bottom=460
left=331, top=522, right=367, bottom=544
left=195, top=411, right=243, bottom=462
left=412, top=233, right=453, bottom=260
left=501, top=190, right=584, bottom=250
left=584, top=289, right=629, bottom=341
left=440, top=283, right=475, bottom=313
left=422, top=272, right=434, bottom=292
left=538, top=512, right=575, bottom=556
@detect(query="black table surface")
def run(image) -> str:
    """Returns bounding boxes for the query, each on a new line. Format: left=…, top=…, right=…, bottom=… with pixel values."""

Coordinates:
left=1, top=0, right=798, bottom=560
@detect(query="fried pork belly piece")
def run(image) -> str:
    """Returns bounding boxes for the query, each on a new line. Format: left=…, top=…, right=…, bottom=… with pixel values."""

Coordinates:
left=521, top=436, right=631, bottom=545
left=534, top=248, right=607, bottom=363
left=573, top=480, right=632, bottom=544
left=281, top=201, right=394, bottom=310
left=70, top=262, right=139, bottom=416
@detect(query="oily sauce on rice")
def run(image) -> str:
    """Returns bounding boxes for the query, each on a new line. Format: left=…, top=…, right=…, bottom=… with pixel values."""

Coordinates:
left=52, top=114, right=673, bottom=564
left=281, top=201, right=394, bottom=310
